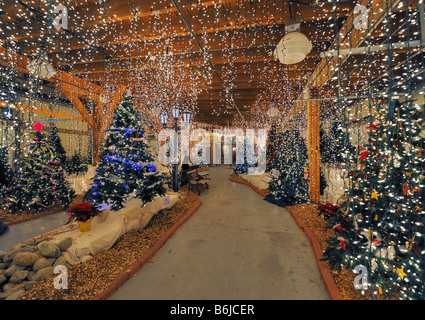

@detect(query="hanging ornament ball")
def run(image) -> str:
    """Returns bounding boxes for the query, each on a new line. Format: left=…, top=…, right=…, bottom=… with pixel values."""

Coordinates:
left=108, top=145, right=116, bottom=152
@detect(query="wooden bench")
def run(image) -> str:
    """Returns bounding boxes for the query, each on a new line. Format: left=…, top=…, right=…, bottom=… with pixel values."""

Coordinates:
left=187, top=169, right=210, bottom=195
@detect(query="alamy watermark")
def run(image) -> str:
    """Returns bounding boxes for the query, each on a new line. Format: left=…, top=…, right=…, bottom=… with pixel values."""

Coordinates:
left=354, top=4, right=368, bottom=30
left=53, top=265, right=68, bottom=290
left=353, top=264, right=369, bottom=291
left=52, top=4, right=68, bottom=30
left=158, top=128, right=267, bottom=175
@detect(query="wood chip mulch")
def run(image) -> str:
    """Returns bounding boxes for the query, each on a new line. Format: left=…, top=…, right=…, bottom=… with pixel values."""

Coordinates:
left=287, top=203, right=367, bottom=300
left=19, top=189, right=200, bottom=300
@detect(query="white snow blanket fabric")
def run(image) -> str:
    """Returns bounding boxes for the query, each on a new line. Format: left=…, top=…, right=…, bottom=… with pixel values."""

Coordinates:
left=67, top=165, right=96, bottom=194
left=239, top=172, right=272, bottom=190
left=51, top=192, right=180, bottom=265
left=320, top=165, right=348, bottom=205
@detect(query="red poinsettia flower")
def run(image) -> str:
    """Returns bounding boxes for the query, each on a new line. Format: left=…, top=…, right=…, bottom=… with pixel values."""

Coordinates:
left=66, top=201, right=100, bottom=224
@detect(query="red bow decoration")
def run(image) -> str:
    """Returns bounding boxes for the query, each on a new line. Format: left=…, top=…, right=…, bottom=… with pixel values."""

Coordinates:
left=333, top=224, right=347, bottom=232
left=366, top=123, right=378, bottom=134
left=359, top=150, right=369, bottom=161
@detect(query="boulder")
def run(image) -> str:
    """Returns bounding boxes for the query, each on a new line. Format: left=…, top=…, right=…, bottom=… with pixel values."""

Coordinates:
left=13, top=252, right=40, bottom=267
left=57, top=237, right=73, bottom=251
left=2, top=247, right=33, bottom=263
left=53, top=256, right=69, bottom=268
left=4, top=263, right=26, bottom=277
left=24, top=281, right=37, bottom=290
left=10, top=270, right=29, bottom=283
left=32, top=266, right=54, bottom=281
left=0, top=250, right=7, bottom=261
left=33, top=257, right=55, bottom=272
left=0, top=273, right=7, bottom=285
left=38, top=242, right=60, bottom=258
left=2, top=282, right=26, bottom=292
left=5, top=289, right=25, bottom=300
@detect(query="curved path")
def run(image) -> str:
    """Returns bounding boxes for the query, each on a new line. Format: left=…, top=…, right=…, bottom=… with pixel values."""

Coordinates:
left=109, top=166, right=330, bottom=300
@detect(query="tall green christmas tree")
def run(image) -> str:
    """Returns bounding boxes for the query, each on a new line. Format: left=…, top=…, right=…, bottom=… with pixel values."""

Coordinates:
left=266, top=125, right=279, bottom=172
left=264, top=129, right=309, bottom=207
left=321, top=119, right=356, bottom=164
left=48, top=125, right=68, bottom=172
left=0, top=146, right=14, bottom=199
left=321, top=99, right=425, bottom=300
left=3, top=122, right=75, bottom=213
left=85, top=94, right=166, bottom=211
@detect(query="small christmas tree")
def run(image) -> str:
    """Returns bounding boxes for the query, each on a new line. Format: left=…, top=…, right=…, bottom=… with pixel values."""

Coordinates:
left=3, top=122, right=75, bottom=213
left=67, top=152, right=88, bottom=175
left=265, top=129, right=309, bottom=206
left=233, top=138, right=256, bottom=174
left=85, top=94, right=166, bottom=211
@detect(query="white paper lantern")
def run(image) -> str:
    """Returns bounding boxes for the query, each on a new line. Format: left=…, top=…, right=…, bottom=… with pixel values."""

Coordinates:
left=273, top=32, right=312, bottom=65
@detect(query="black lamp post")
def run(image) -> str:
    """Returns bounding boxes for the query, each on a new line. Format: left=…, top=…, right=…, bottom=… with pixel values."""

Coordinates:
left=161, top=106, right=191, bottom=192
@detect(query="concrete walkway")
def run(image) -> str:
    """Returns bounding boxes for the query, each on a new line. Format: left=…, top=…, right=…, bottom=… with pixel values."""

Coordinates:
left=109, top=166, right=330, bottom=300
left=0, top=209, right=69, bottom=251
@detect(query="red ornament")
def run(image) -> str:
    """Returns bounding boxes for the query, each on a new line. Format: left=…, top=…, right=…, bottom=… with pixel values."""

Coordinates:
left=33, top=122, right=44, bottom=132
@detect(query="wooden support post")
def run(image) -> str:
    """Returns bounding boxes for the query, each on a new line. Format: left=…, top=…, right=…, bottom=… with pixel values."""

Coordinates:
left=307, top=90, right=320, bottom=203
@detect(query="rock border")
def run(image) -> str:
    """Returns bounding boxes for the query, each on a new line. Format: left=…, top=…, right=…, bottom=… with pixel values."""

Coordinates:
left=229, top=174, right=343, bottom=300
left=90, top=194, right=202, bottom=300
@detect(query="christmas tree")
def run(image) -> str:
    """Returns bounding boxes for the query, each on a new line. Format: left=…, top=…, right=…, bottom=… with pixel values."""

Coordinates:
left=233, top=138, right=256, bottom=174
left=266, top=125, right=279, bottom=172
left=321, top=99, right=425, bottom=299
left=321, top=119, right=356, bottom=164
left=3, top=122, right=75, bottom=213
left=67, top=152, right=88, bottom=175
left=48, top=125, right=68, bottom=172
left=85, top=94, right=166, bottom=211
left=264, top=129, right=309, bottom=207
left=0, top=146, right=14, bottom=199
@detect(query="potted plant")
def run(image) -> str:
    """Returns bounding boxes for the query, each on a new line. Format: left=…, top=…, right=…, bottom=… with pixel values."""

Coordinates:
left=66, top=201, right=100, bottom=232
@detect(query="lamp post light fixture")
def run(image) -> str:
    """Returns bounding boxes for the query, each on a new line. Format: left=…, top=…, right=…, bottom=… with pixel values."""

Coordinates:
left=182, top=109, right=191, bottom=123
left=171, top=105, right=180, bottom=119
left=160, top=112, right=169, bottom=126
left=161, top=106, right=191, bottom=192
